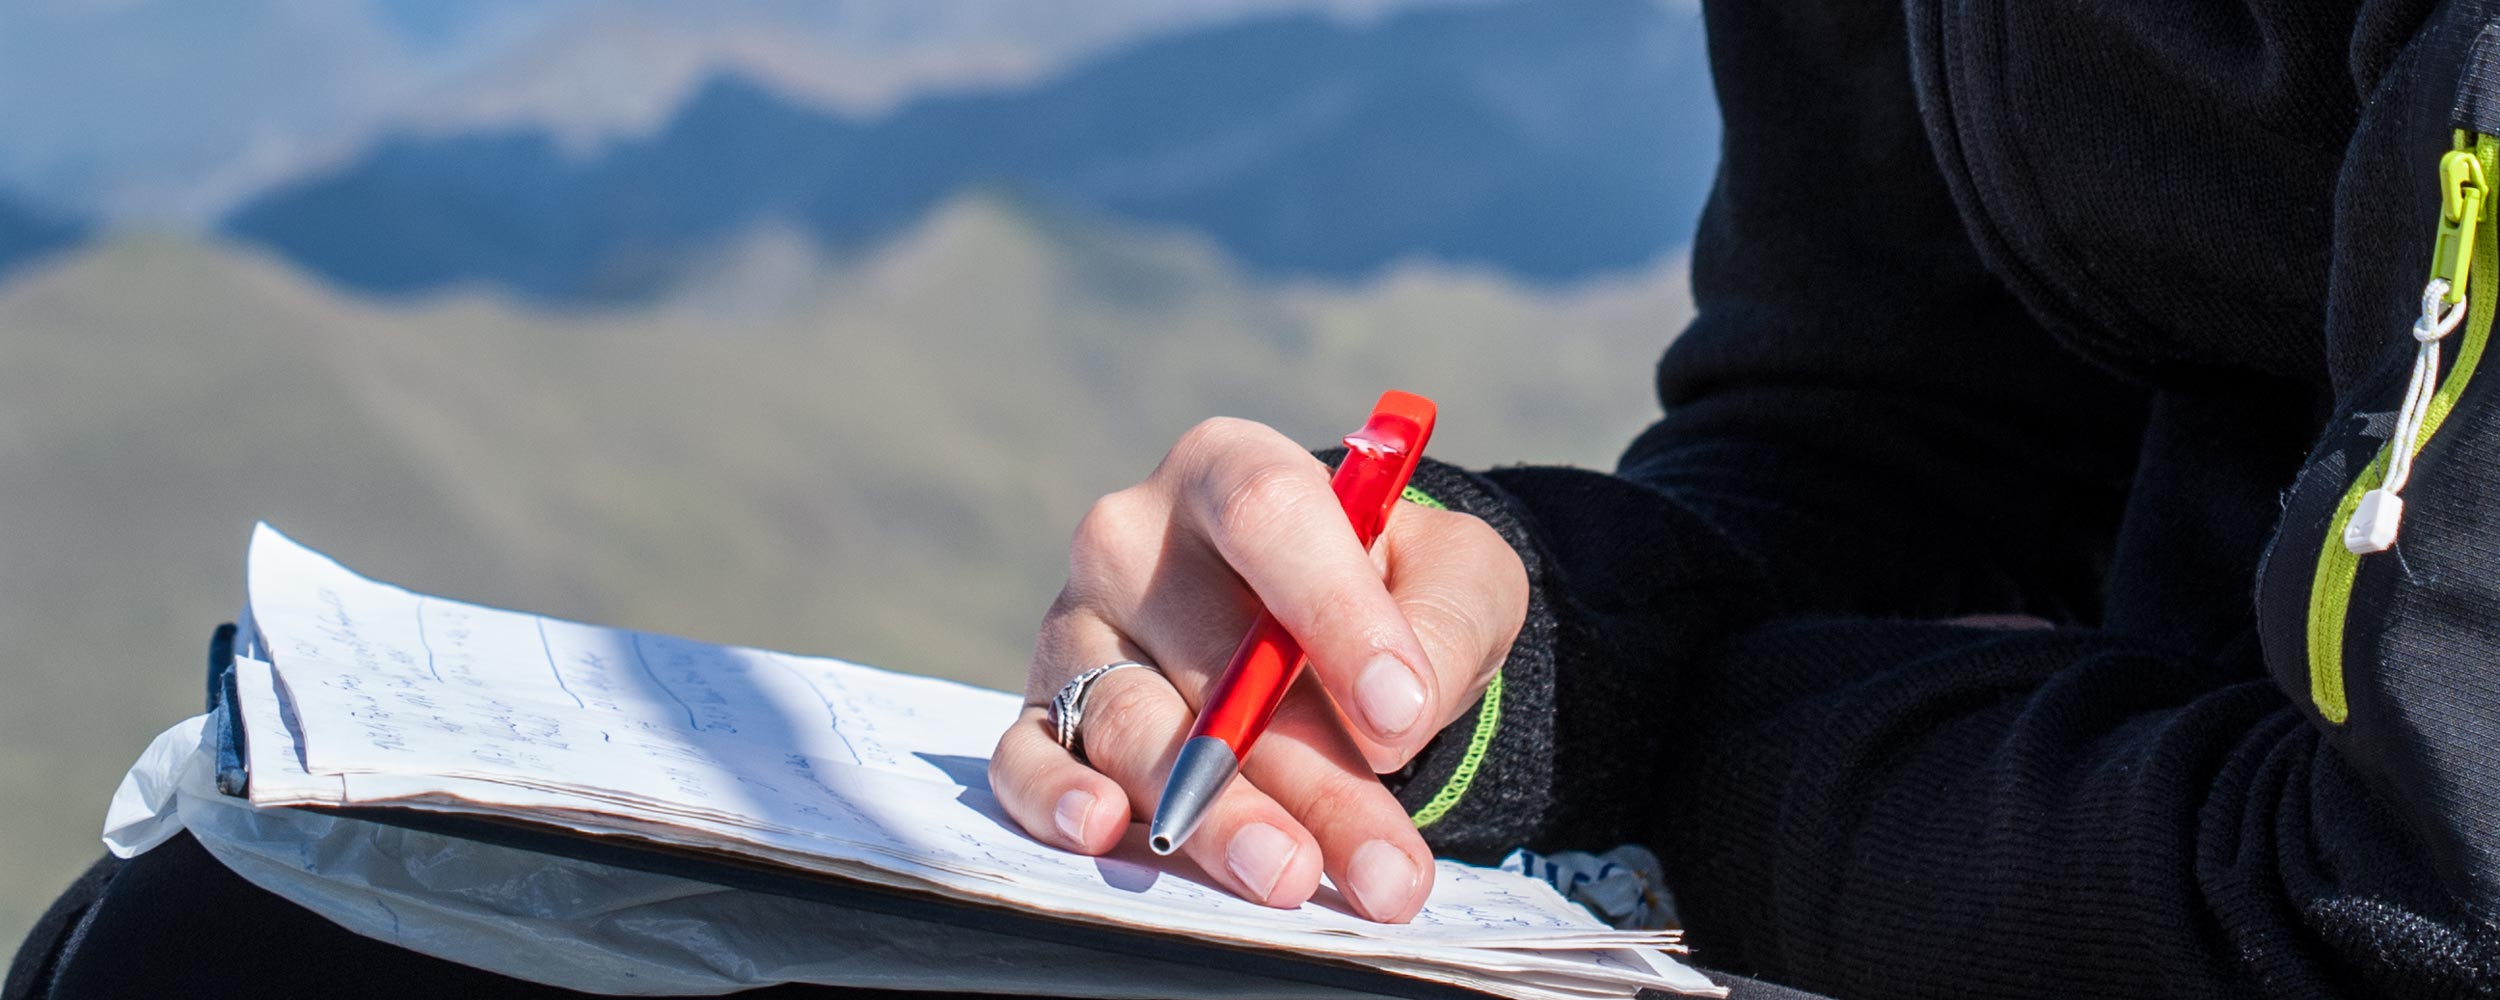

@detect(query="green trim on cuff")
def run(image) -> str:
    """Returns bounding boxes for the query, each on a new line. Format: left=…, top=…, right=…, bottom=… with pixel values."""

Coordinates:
left=1393, top=483, right=1497, bottom=829
left=1411, top=668, right=1502, bottom=830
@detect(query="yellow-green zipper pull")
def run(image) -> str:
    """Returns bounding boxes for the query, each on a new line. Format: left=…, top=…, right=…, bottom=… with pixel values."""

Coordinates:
left=2431, top=145, right=2488, bottom=302
left=2345, top=141, right=2490, bottom=554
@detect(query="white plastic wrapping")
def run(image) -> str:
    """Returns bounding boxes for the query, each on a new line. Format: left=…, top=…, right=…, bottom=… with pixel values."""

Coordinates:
left=1497, top=846, right=1677, bottom=931
left=101, top=716, right=1371, bottom=998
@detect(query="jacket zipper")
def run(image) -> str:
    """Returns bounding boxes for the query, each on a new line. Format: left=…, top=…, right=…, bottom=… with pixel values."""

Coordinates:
left=2306, top=131, right=2500, bottom=724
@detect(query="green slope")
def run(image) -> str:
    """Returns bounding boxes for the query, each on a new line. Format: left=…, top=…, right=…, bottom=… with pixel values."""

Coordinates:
left=0, top=197, right=1688, bottom=961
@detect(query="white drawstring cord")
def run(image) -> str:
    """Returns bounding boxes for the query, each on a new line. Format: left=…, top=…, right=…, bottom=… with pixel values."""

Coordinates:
left=2346, top=278, right=2469, bottom=554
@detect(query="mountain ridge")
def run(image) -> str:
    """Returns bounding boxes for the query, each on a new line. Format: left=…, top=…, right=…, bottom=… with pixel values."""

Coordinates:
left=223, top=0, right=1717, bottom=304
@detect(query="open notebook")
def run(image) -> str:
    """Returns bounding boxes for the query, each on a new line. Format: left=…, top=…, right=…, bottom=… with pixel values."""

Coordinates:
left=219, top=524, right=1719, bottom=999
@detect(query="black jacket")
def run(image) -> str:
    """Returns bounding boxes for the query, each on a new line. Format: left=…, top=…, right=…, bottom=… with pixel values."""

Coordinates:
left=1388, top=1, right=2500, bottom=996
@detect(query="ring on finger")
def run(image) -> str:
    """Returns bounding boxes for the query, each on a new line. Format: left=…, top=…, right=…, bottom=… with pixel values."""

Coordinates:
left=1049, top=660, right=1153, bottom=765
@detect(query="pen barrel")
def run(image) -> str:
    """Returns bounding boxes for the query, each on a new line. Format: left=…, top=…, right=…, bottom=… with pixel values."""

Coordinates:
left=1185, top=611, right=1304, bottom=751
left=1172, top=391, right=1433, bottom=768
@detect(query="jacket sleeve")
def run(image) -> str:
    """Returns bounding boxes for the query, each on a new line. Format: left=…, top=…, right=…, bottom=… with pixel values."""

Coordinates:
left=1383, top=0, right=2148, bottom=860
left=1394, top=2, right=2500, bottom=997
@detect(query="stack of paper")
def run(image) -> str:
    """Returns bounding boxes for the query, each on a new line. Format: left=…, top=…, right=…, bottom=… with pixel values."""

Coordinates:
left=230, top=525, right=1720, bottom=1000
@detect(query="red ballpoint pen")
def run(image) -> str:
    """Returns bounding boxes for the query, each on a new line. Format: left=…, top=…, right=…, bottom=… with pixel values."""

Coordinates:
left=1148, top=390, right=1437, bottom=855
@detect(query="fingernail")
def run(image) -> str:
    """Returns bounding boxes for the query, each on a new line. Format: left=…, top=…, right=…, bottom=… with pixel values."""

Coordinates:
left=1054, top=789, right=1096, bottom=845
left=1355, top=655, right=1426, bottom=737
left=1346, top=840, right=1421, bottom=918
left=1226, top=823, right=1299, bottom=901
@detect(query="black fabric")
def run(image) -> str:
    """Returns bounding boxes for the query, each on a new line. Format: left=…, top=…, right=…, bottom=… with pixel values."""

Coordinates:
left=1383, top=454, right=1773, bottom=860
left=1392, top=0, right=2500, bottom=997
left=2, top=855, right=121, bottom=1000
left=1697, top=972, right=1833, bottom=1000
left=2457, top=23, right=2500, bottom=135
left=2302, top=316, right=2500, bottom=923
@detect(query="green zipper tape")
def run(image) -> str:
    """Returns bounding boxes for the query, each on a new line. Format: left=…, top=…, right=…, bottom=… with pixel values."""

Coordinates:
left=2307, top=134, right=2500, bottom=723
left=1392, top=485, right=1506, bottom=829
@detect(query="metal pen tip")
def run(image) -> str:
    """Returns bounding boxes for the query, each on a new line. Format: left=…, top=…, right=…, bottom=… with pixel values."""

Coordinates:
left=1149, top=735, right=1239, bottom=855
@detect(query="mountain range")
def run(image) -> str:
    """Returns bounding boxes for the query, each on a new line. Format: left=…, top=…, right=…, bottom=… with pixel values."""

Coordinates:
left=223, top=0, right=1717, bottom=303
left=0, top=0, right=1489, bottom=223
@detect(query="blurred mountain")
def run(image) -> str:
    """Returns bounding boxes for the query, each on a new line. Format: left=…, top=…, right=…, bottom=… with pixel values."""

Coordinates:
left=397, top=0, right=1507, bottom=145
left=0, top=196, right=1685, bottom=952
left=223, top=0, right=1717, bottom=302
left=0, top=0, right=1485, bottom=223
left=0, top=194, right=86, bottom=283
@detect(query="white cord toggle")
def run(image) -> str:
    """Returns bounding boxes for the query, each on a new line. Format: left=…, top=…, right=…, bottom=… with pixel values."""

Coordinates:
left=2347, top=278, right=2468, bottom=554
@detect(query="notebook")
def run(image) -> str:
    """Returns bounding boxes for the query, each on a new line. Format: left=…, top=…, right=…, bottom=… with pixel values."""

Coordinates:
left=216, top=524, right=1721, bottom=1000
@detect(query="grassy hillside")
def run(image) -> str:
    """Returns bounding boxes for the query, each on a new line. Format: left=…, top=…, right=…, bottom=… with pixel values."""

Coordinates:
left=0, top=197, right=1688, bottom=960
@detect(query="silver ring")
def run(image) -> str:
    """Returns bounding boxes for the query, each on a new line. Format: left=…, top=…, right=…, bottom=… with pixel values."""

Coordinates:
left=1050, top=661, right=1151, bottom=764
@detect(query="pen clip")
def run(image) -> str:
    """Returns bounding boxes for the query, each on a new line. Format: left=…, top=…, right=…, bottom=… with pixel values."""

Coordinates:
left=1333, top=390, right=1436, bottom=547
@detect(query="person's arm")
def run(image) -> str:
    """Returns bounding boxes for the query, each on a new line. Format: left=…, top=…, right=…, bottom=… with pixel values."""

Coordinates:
left=993, top=0, right=2150, bottom=920
left=1380, top=0, right=2149, bottom=858
left=1416, top=3, right=2500, bottom=994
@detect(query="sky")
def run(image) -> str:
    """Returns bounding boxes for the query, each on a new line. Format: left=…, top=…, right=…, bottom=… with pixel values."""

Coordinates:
left=0, top=0, right=1503, bottom=225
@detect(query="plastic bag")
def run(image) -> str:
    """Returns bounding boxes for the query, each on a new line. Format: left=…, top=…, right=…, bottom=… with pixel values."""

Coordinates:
left=102, top=716, right=1368, bottom=998
left=1498, top=845, right=1678, bottom=931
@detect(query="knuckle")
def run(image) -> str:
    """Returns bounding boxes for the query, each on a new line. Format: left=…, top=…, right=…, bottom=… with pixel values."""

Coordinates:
left=1168, top=417, right=1262, bottom=476
left=1070, top=490, right=1148, bottom=559
left=1076, top=676, right=1175, bottom=776
left=1177, top=416, right=1227, bottom=449
left=1064, top=491, right=1158, bottom=599
left=1178, top=415, right=1258, bottom=453
left=1212, top=461, right=1312, bottom=544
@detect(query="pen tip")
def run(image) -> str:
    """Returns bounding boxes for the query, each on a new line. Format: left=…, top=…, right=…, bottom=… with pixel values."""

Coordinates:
left=1148, top=735, right=1239, bottom=856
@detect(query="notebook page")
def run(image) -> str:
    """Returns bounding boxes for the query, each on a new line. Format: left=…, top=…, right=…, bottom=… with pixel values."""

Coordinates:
left=240, top=524, right=1713, bottom=992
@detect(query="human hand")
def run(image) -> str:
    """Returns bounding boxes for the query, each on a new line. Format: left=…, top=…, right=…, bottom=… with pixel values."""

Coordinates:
left=989, top=418, right=1527, bottom=922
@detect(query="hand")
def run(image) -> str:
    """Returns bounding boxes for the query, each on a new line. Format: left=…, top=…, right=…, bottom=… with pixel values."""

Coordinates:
left=990, top=417, right=1528, bottom=921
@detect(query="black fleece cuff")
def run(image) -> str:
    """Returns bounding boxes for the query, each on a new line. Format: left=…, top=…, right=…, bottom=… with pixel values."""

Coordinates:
left=1330, top=453, right=1777, bottom=863
left=1376, top=456, right=1560, bottom=862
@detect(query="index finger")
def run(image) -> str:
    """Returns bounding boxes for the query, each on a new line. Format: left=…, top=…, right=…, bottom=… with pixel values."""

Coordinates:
left=1161, top=418, right=1439, bottom=766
